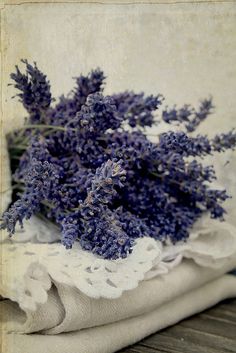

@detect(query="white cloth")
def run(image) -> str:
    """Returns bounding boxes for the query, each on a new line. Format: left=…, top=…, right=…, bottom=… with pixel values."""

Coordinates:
left=1, top=219, right=236, bottom=353
left=1, top=256, right=236, bottom=353
left=1, top=214, right=236, bottom=313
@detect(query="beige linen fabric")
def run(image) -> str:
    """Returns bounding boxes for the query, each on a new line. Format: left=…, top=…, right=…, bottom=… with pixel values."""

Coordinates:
left=1, top=273, right=236, bottom=353
left=6, top=257, right=236, bottom=334
left=1, top=257, right=236, bottom=353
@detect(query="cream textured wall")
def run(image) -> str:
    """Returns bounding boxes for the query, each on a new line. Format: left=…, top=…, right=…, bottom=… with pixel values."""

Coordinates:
left=1, top=1, right=236, bottom=135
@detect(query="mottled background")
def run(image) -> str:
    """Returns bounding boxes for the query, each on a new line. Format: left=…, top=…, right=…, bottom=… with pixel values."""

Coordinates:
left=2, top=1, right=236, bottom=132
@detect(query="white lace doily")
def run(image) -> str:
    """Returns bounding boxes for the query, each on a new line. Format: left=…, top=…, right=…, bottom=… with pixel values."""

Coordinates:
left=1, top=214, right=236, bottom=311
left=1, top=132, right=236, bottom=312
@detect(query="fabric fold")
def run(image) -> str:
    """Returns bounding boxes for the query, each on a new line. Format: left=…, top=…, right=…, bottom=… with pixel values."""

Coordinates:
left=2, top=274, right=236, bottom=353
left=46, top=256, right=236, bottom=334
left=1, top=256, right=236, bottom=335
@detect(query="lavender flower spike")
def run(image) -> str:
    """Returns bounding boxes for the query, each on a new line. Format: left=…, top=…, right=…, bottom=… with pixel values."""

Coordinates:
left=81, top=160, right=126, bottom=220
left=1, top=137, right=59, bottom=234
left=10, top=59, right=52, bottom=123
left=61, top=212, right=82, bottom=249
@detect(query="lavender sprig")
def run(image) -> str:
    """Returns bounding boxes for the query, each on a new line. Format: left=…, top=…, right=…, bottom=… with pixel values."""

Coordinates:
left=80, top=159, right=126, bottom=220
left=112, top=91, right=163, bottom=127
left=1, top=138, right=59, bottom=233
left=61, top=211, right=82, bottom=249
left=162, top=98, right=214, bottom=132
left=211, top=130, right=236, bottom=152
left=10, top=60, right=52, bottom=124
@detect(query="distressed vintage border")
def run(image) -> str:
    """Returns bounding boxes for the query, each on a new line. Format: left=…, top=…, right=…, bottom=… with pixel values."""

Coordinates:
left=1, top=1, right=236, bottom=352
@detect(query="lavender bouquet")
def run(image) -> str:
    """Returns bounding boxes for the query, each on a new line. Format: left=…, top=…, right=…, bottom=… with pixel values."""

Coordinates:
left=1, top=60, right=236, bottom=260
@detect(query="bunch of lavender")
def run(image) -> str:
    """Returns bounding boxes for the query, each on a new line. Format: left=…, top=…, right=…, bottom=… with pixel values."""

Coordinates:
left=1, top=60, right=236, bottom=259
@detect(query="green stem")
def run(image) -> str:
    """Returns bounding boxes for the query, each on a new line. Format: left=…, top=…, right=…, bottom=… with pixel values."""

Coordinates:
left=9, top=144, right=28, bottom=150
left=3, top=183, right=25, bottom=193
left=41, top=200, right=55, bottom=210
left=10, top=155, right=22, bottom=160
left=23, top=124, right=77, bottom=132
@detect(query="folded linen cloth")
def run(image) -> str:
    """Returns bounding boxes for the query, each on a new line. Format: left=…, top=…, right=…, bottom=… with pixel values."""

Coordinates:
left=1, top=257, right=236, bottom=353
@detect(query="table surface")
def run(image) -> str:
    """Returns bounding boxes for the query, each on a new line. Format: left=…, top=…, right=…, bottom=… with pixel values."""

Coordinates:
left=119, top=298, right=236, bottom=353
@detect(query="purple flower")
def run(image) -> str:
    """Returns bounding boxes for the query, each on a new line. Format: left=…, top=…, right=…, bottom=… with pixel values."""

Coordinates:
left=112, top=91, right=163, bottom=127
left=162, top=98, right=214, bottom=132
left=1, top=137, right=59, bottom=234
left=69, top=92, right=122, bottom=137
left=80, top=212, right=133, bottom=259
left=74, top=68, right=105, bottom=106
left=10, top=60, right=52, bottom=123
left=158, top=131, right=212, bottom=156
left=211, top=130, right=236, bottom=152
left=61, top=212, right=82, bottom=249
left=46, top=68, right=105, bottom=127
left=80, top=159, right=126, bottom=220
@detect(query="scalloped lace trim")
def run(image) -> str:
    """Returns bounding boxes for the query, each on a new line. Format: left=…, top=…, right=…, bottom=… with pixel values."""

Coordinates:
left=1, top=215, right=236, bottom=311
left=1, top=134, right=236, bottom=311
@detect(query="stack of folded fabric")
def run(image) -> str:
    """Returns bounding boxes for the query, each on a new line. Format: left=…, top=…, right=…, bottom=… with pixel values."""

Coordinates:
left=1, top=212, right=236, bottom=353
